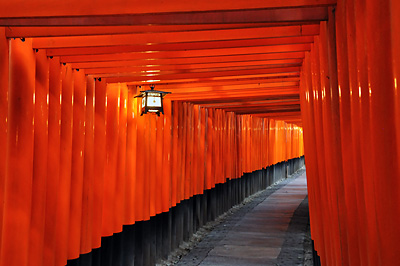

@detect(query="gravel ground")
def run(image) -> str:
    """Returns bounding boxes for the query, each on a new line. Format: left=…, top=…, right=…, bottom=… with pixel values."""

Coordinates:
left=304, top=224, right=313, bottom=266
left=276, top=195, right=311, bottom=266
left=159, top=168, right=311, bottom=266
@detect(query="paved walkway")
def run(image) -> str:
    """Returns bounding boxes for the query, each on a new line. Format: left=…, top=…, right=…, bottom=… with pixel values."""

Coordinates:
left=174, top=170, right=309, bottom=266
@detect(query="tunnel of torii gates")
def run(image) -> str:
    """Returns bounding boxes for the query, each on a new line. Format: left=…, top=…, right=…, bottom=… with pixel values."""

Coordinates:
left=0, top=0, right=399, bottom=265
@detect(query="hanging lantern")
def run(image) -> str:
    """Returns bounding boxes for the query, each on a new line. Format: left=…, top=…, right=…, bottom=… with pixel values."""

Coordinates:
left=135, top=85, right=171, bottom=116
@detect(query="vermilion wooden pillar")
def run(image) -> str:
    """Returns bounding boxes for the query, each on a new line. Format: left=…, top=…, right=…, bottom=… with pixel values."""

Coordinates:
left=286, top=123, right=291, bottom=161
left=149, top=113, right=157, bottom=217
left=224, top=112, right=230, bottom=177
left=187, top=104, right=194, bottom=197
left=233, top=114, right=237, bottom=176
left=177, top=101, right=184, bottom=204
left=43, top=56, right=62, bottom=266
left=0, top=28, right=8, bottom=262
left=213, top=110, right=218, bottom=179
left=181, top=102, right=188, bottom=200
left=353, top=0, right=379, bottom=265
left=232, top=114, right=236, bottom=177
left=260, top=119, right=264, bottom=168
left=277, top=121, right=282, bottom=163
left=393, top=0, right=400, bottom=174
left=193, top=105, right=199, bottom=195
left=366, top=0, right=400, bottom=265
left=198, top=107, right=206, bottom=193
left=246, top=115, right=252, bottom=171
left=55, top=63, right=74, bottom=266
left=242, top=115, right=246, bottom=176
left=176, top=102, right=183, bottom=202
left=135, top=90, right=145, bottom=221
left=279, top=121, right=284, bottom=163
left=244, top=115, right=247, bottom=174
left=28, top=49, right=49, bottom=266
left=225, top=113, right=230, bottom=178
left=264, top=118, right=269, bottom=168
left=268, top=119, right=275, bottom=166
left=219, top=110, right=224, bottom=181
left=80, top=75, right=95, bottom=255
left=143, top=108, right=151, bottom=220
left=116, top=84, right=127, bottom=230
left=320, top=22, right=341, bottom=266
left=236, top=115, right=241, bottom=177
left=312, top=36, right=332, bottom=266
left=125, top=86, right=137, bottom=224
left=92, top=78, right=106, bottom=248
left=171, top=101, right=179, bottom=207
left=391, top=5, right=400, bottom=241
left=0, top=38, right=35, bottom=266
left=215, top=109, right=225, bottom=181
left=335, top=1, right=363, bottom=265
left=233, top=114, right=238, bottom=177
left=155, top=107, right=164, bottom=214
left=303, top=48, right=321, bottom=257
left=270, top=118, right=275, bottom=165
left=187, top=104, right=193, bottom=197
left=251, top=116, right=257, bottom=170
left=327, top=10, right=350, bottom=265
left=102, top=83, right=120, bottom=236
left=222, top=111, right=227, bottom=177
left=300, top=52, right=323, bottom=259
left=175, top=102, right=182, bottom=202
left=162, top=98, right=172, bottom=212
left=346, top=1, right=371, bottom=265
left=237, top=115, right=242, bottom=175
left=205, top=108, right=213, bottom=190
left=68, top=69, right=87, bottom=260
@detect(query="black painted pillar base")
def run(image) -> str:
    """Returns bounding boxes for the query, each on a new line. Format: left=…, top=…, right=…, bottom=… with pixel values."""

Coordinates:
left=312, top=240, right=322, bottom=266
left=67, top=156, right=305, bottom=266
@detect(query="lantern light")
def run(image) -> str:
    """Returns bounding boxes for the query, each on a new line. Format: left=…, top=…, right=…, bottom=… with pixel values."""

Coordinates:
left=135, top=85, right=171, bottom=116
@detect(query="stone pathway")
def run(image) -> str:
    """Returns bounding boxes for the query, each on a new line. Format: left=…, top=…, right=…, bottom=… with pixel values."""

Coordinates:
left=173, top=169, right=309, bottom=266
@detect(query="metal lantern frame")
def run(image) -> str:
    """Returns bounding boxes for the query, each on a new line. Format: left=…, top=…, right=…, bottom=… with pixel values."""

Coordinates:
left=135, top=85, right=171, bottom=116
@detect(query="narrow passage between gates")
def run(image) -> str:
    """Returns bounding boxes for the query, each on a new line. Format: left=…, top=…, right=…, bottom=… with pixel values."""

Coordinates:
left=169, top=169, right=309, bottom=266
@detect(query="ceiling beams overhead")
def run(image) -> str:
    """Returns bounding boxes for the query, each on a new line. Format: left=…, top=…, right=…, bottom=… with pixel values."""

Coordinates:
left=1, top=0, right=337, bottom=125
left=1, top=7, right=329, bottom=26
left=0, top=0, right=335, bottom=19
